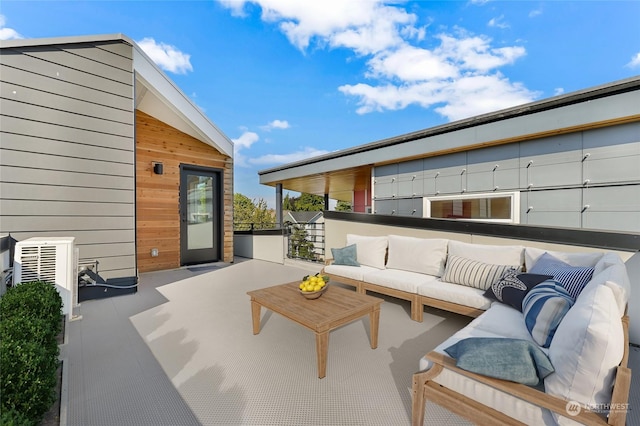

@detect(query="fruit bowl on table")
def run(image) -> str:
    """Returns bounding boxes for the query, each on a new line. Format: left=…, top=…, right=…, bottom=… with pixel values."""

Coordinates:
left=298, top=285, right=328, bottom=300
left=298, top=274, right=330, bottom=299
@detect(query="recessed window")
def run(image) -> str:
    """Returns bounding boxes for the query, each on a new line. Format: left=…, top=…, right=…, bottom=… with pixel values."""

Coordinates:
left=423, top=192, right=520, bottom=223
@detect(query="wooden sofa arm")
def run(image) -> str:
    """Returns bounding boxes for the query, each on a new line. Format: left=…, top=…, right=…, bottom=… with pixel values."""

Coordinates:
left=413, top=351, right=624, bottom=426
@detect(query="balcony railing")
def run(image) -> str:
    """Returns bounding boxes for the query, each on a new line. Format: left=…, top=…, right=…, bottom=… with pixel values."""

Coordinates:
left=285, top=222, right=325, bottom=263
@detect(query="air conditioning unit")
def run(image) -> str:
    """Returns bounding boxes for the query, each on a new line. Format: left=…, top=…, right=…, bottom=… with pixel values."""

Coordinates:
left=13, top=237, right=78, bottom=316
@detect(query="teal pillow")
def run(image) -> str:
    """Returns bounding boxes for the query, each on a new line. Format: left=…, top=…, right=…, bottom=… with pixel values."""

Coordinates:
left=331, top=244, right=360, bottom=267
left=444, top=337, right=554, bottom=386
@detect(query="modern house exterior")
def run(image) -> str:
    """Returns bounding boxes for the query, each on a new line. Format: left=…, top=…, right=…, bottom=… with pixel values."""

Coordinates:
left=0, top=34, right=234, bottom=287
left=259, top=76, right=640, bottom=234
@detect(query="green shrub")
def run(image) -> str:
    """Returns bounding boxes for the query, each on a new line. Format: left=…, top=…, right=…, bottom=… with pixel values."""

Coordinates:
left=0, top=408, right=36, bottom=426
left=0, top=281, right=62, bottom=425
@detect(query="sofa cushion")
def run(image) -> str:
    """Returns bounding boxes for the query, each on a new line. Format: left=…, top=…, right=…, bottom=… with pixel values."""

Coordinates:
left=445, top=338, right=554, bottom=386
left=385, top=235, right=448, bottom=276
left=346, top=234, right=388, bottom=269
left=522, top=281, right=574, bottom=348
left=362, top=268, right=439, bottom=294
left=582, top=261, right=630, bottom=317
left=484, top=271, right=553, bottom=312
left=417, top=280, right=493, bottom=311
left=330, top=244, right=360, bottom=266
left=546, top=284, right=624, bottom=421
left=525, top=247, right=603, bottom=271
left=471, top=302, right=539, bottom=343
left=448, top=240, right=524, bottom=266
left=442, top=255, right=516, bottom=290
left=529, top=253, right=594, bottom=299
left=323, top=264, right=380, bottom=282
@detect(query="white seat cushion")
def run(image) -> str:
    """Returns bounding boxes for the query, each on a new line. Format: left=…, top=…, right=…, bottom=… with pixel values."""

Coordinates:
left=324, top=264, right=380, bottom=282
left=448, top=240, right=524, bottom=266
left=417, top=279, right=493, bottom=310
left=385, top=235, right=448, bottom=276
left=471, top=303, right=538, bottom=344
left=362, top=268, right=438, bottom=294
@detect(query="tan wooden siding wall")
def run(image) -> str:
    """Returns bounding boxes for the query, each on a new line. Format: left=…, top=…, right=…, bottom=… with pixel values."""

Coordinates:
left=0, top=40, right=136, bottom=279
left=136, top=110, right=233, bottom=272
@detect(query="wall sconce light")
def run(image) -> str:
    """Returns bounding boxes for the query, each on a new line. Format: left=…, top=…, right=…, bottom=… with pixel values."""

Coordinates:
left=153, top=162, right=163, bottom=175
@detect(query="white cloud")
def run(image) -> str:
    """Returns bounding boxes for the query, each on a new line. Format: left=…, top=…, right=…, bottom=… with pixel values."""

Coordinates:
left=232, top=130, right=260, bottom=167
left=260, top=119, right=290, bottom=131
left=249, top=147, right=330, bottom=165
left=627, top=52, right=640, bottom=68
left=529, top=9, right=543, bottom=18
left=0, top=15, right=23, bottom=40
left=554, top=87, right=565, bottom=96
left=488, top=15, right=509, bottom=29
left=136, top=37, right=193, bottom=74
left=218, top=0, right=535, bottom=121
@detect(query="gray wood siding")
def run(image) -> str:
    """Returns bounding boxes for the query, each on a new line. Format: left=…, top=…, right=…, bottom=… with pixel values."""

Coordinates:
left=0, top=40, right=136, bottom=279
left=373, top=122, right=640, bottom=232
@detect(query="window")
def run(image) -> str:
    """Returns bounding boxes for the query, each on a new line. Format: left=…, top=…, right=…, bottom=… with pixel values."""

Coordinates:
left=423, top=192, right=520, bottom=223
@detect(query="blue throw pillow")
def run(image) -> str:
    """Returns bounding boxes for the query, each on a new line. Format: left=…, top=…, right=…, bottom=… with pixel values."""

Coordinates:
left=529, top=253, right=594, bottom=299
left=484, top=270, right=553, bottom=312
left=331, top=244, right=360, bottom=267
left=522, top=281, right=574, bottom=348
left=444, top=337, right=554, bottom=386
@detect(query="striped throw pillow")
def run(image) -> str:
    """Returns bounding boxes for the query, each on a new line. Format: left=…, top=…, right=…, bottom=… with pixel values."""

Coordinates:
left=529, top=253, right=594, bottom=299
left=442, top=255, right=517, bottom=290
left=522, top=281, right=574, bottom=348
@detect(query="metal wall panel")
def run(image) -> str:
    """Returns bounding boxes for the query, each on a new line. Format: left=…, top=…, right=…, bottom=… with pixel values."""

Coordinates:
left=0, top=39, right=136, bottom=279
left=374, top=199, right=397, bottom=215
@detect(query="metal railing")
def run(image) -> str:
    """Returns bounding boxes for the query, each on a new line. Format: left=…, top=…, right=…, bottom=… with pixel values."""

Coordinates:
left=285, top=222, right=325, bottom=263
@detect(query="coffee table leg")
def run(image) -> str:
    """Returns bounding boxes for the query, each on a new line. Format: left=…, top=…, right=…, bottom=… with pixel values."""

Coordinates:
left=370, top=306, right=380, bottom=349
left=251, top=300, right=262, bottom=335
left=316, top=331, right=329, bottom=379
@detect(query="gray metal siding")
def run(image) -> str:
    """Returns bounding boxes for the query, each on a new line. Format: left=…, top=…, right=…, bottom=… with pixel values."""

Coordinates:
left=0, top=40, right=136, bottom=279
left=373, top=122, right=640, bottom=232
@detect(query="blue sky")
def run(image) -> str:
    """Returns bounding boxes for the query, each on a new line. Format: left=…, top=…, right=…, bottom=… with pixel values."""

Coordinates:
left=2, top=1, right=639, bottom=208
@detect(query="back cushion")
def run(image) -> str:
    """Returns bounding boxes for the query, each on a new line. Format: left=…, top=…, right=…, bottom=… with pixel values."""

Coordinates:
left=545, top=284, right=624, bottom=420
left=346, top=234, right=388, bottom=269
left=448, top=240, right=524, bottom=266
left=525, top=247, right=603, bottom=271
left=385, top=235, right=448, bottom=276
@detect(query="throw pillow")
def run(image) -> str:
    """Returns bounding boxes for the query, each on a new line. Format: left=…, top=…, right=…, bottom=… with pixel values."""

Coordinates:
left=484, top=271, right=553, bottom=312
left=522, top=281, right=574, bottom=348
left=346, top=234, right=388, bottom=269
left=444, top=337, right=554, bottom=386
left=330, top=244, right=360, bottom=267
left=529, top=252, right=594, bottom=299
left=442, top=255, right=516, bottom=290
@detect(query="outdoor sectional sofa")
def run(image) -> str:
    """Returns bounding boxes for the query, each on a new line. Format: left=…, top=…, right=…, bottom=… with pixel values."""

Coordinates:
left=323, top=234, right=631, bottom=425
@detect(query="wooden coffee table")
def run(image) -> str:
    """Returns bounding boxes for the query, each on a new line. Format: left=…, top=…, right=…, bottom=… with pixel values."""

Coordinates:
left=247, top=282, right=383, bottom=378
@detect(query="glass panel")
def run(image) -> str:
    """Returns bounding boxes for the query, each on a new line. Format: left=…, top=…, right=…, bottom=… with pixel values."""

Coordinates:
left=430, top=196, right=511, bottom=220
left=186, top=174, right=213, bottom=250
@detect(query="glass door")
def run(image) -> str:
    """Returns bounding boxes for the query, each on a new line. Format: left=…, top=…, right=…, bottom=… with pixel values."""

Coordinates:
left=180, top=166, right=221, bottom=265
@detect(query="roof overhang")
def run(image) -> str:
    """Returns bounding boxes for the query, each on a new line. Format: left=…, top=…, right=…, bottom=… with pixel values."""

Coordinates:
left=259, top=76, right=640, bottom=200
left=1, top=33, right=234, bottom=158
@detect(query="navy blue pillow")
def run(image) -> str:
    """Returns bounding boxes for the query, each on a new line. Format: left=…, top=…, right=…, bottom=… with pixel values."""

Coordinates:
left=484, top=270, right=553, bottom=312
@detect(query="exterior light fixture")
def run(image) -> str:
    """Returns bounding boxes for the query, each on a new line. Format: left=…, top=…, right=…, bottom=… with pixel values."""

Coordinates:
left=153, top=162, right=164, bottom=175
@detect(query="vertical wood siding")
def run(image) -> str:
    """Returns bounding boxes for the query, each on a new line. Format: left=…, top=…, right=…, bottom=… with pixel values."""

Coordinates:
left=136, top=111, right=233, bottom=273
left=0, top=40, right=136, bottom=279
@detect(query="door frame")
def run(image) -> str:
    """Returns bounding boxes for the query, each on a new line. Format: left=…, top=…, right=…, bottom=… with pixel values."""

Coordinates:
left=179, top=164, right=224, bottom=266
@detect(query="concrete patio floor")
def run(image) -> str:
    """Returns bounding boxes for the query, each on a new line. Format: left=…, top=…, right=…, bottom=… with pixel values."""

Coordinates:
left=59, top=257, right=640, bottom=425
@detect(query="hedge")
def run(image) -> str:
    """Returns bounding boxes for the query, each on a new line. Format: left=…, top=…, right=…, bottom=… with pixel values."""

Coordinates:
left=0, top=281, right=63, bottom=426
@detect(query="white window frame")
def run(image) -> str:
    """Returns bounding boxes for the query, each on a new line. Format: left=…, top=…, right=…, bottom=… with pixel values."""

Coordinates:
left=423, top=192, right=520, bottom=224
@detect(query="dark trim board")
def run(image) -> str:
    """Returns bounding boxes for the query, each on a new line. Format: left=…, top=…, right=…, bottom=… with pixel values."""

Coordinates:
left=324, top=211, right=640, bottom=252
